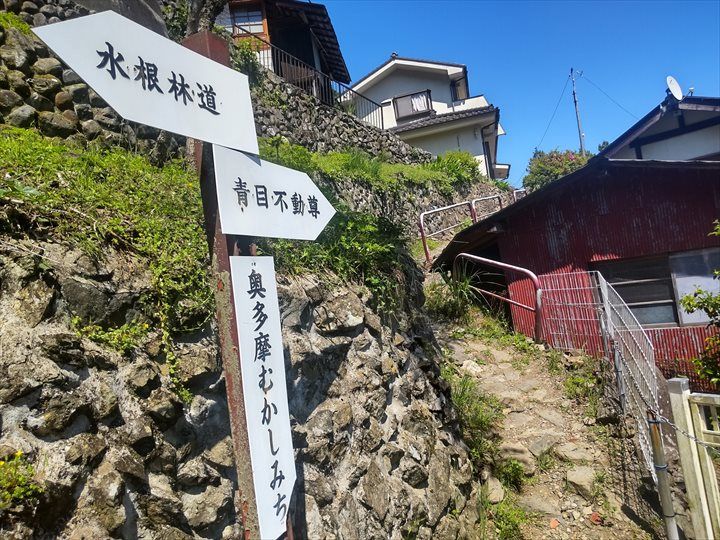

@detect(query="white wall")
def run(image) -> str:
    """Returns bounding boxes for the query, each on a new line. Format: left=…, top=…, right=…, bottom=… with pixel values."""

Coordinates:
left=360, top=68, right=455, bottom=128
left=403, top=124, right=489, bottom=175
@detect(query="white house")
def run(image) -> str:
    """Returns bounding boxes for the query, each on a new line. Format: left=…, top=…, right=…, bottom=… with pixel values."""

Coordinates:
left=351, top=54, right=510, bottom=180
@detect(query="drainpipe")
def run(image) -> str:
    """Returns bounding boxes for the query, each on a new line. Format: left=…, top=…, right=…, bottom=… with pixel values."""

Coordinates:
left=480, top=121, right=495, bottom=179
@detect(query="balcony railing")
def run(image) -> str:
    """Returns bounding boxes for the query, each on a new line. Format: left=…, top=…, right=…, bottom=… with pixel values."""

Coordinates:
left=233, top=27, right=384, bottom=130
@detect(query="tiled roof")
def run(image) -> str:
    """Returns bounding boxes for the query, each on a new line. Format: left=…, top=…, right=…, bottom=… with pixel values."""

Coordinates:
left=390, top=106, right=496, bottom=134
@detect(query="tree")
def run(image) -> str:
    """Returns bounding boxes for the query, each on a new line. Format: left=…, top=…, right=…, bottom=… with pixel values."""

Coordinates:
left=680, top=221, right=720, bottom=385
left=521, top=149, right=592, bottom=192
left=597, top=140, right=610, bottom=152
left=163, top=0, right=228, bottom=41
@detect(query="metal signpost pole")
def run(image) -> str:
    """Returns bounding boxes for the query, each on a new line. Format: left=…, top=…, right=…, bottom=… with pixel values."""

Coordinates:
left=181, top=31, right=262, bottom=540
left=647, top=409, right=680, bottom=540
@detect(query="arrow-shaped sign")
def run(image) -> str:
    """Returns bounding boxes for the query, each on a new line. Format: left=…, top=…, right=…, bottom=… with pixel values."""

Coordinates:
left=33, top=11, right=258, bottom=155
left=213, top=145, right=336, bottom=241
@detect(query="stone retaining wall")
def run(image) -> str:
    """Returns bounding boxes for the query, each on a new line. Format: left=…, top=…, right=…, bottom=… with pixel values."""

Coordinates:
left=252, top=72, right=432, bottom=165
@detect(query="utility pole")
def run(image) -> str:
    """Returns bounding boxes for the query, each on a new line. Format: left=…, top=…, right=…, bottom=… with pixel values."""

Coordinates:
left=570, top=68, right=586, bottom=156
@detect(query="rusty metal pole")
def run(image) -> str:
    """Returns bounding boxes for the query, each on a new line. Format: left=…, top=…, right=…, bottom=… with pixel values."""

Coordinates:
left=181, top=31, right=260, bottom=539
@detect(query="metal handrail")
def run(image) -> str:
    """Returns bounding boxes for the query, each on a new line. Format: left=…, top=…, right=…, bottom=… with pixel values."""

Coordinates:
left=418, top=201, right=477, bottom=263
left=471, top=195, right=503, bottom=219
left=233, top=27, right=384, bottom=130
left=453, top=253, right=543, bottom=342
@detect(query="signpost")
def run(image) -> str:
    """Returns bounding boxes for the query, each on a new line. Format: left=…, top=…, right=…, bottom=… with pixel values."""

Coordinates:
left=214, top=145, right=336, bottom=240
left=230, top=256, right=296, bottom=540
left=34, top=12, right=337, bottom=539
left=33, top=11, right=258, bottom=155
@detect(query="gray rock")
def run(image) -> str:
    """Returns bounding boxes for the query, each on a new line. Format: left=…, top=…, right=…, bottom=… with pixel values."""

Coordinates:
left=122, top=360, right=160, bottom=398
left=555, top=442, right=594, bottom=464
left=401, top=457, right=428, bottom=487
left=499, top=442, right=536, bottom=475
left=74, top=103, right=93, bottom=121
left=177, top=457, right=220, bottom=487
left=146, top=387, right=182, bottom=428
left=66, top=82, right=88, bottom=103
left=20, top=1, right=38, bottom=13
left=31, top=57, right=63, bottom=78
left=6, top=70, right=29, bottom=96
left=566, top=466, right=596, bottom=500
left=62, top=68, right=82, bottom=85
left=486, top=476, right=505, bottom=504
left=4, top=0, right=21, bottom=13
left=6, top=103, right=36, bottom=127
left=0, top=88, right=22, bottom=113
left=529, top=433, right=562, bottom=457
left=31, top=12, right=46, bottom=26
left=30, top=74, right=62, bottom=97
left=38, top=110, right=77, bottom=137
left=11, top=276, right=53, bottom=325
left=54, top=90, right=73, bottom=110
left=27, top=91, right=54, bottom=112
left=359, top=460, right=389, bottom=520
left=94, top=106, right=121, bottom=130
left=181, top=478, right=233, bottom=531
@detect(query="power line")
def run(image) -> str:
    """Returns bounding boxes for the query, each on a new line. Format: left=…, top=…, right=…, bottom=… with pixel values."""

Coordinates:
left=582, top=75, right=639, bottom=120
left=537, top=75, right=570, bottom=150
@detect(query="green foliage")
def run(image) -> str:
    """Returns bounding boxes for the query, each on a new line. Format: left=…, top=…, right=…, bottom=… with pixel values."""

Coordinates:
left=0, top=451, right=42, bottom=513
left=451, top=309, right=538, bottom=359
left=73, top=317, right=149, bottom=354
left=426, top=150, right=481, bottom=185
left=162, top=0, right=189, bottom=42
left=492, top=496, right=529, bottom=540
left=440, top=364, right=503, bottom=464
left=536, top=449, right=557, bottom=472
left=0, top=126, right=210, bottom=399
left=410, top=237, right=441, bottom=260
left=496, top=459, right=525, bottom=491
left=521, top=149, right=591, bottom=192
left=0, top=11, right=33, bottom=35
left=258, top=138, right=492, bottom=194
left=228, top=35, right=266, bottom=86
left=681, top=221, right=720, bottom=384
left=562, top=354, right=601, bottom=417
left=259, top=203, right=404, bottom=316
left=424, top=274, right=476, bottom=323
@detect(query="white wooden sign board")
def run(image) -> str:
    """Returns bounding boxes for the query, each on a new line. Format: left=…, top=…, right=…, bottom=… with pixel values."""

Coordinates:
left=213, top=145, right=336, bottom=240
left=33, top=11, right=259, bottom=155
left=230, top=256, right=296, bottom=540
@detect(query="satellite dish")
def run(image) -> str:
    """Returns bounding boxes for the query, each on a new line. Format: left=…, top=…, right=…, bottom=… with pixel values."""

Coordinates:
left=666, top=75, right=683, bottom=101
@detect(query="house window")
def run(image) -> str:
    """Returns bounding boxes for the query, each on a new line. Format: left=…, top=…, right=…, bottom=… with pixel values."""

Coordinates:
left=393, top=90, right=432, bottom=120
left=217, top=4, right=264, bottom=35
left=593, top=248, right=720, bottom=326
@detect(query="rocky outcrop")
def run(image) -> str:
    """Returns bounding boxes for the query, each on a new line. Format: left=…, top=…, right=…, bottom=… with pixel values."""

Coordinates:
left=0, top=234, right=483, bottom=538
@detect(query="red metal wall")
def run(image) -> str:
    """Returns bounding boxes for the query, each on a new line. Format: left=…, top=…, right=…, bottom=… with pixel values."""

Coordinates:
left=498, top=167, right=720, bottom=391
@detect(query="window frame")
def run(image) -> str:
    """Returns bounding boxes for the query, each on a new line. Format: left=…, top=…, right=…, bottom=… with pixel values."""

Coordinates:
left=592, top=250, right=719, bottom=328
left=392, top=89, right=433, bottom=121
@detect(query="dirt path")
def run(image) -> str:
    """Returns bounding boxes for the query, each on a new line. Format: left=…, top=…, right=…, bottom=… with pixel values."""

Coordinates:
left=437, top=323, right=657, bottom=540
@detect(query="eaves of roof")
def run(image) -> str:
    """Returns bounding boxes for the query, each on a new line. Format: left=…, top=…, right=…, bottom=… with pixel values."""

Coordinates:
left=390, top=106, right=496, bottom=134
left=431, top=158, right=720, bottom=271
left=351, top=55, right=467, bottom=90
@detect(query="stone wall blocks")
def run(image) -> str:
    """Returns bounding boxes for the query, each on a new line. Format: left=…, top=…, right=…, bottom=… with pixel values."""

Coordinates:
left=6, top=102, right=34, bottom=126
left=29, top=73, right=61, bottom=96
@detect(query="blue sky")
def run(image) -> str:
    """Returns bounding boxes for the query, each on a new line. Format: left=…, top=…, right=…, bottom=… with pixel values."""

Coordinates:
left=324, top=0, right=720, bottom=186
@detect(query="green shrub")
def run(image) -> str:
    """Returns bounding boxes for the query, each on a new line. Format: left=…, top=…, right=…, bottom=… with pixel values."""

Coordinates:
left=0, top=12, right=33, bottom=35
left=680, top=221, right=720, bottom=384
left=259, top=203, right=404, bottom=315
left=441, top=365, right=503, bottom=464
left=427, top=150, right=481, bottom=184
left=73, top=318, right=150, bottom=354
left=496, top=458, right=525, bottom=491
left=162, top=0, right=188, bottom=42
left=0, top=126, right=209, bottom=398
left=0, top=451, right=42, bottom=513
left=492, top=497, right=529, bottom=540
left=425, top=274, right=476, bottom=322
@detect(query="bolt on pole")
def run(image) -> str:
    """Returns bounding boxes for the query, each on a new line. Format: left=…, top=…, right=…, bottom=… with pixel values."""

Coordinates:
left=647, top=409, right=680, bottom=540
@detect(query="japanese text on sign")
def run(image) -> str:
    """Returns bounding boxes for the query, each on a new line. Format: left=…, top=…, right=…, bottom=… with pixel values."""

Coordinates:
left=214, top=146, right=336, bottom=240
left=33, top=11, right=258, bottom=154
left=96, top=42, right=221, bottom=116
left=230, top=257, right=296, bottom=540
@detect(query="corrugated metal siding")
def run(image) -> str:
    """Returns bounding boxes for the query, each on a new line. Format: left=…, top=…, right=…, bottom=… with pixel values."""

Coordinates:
left=499, top=168, right=720, bottom=392
left=647, top=326, right=718, bottom=392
